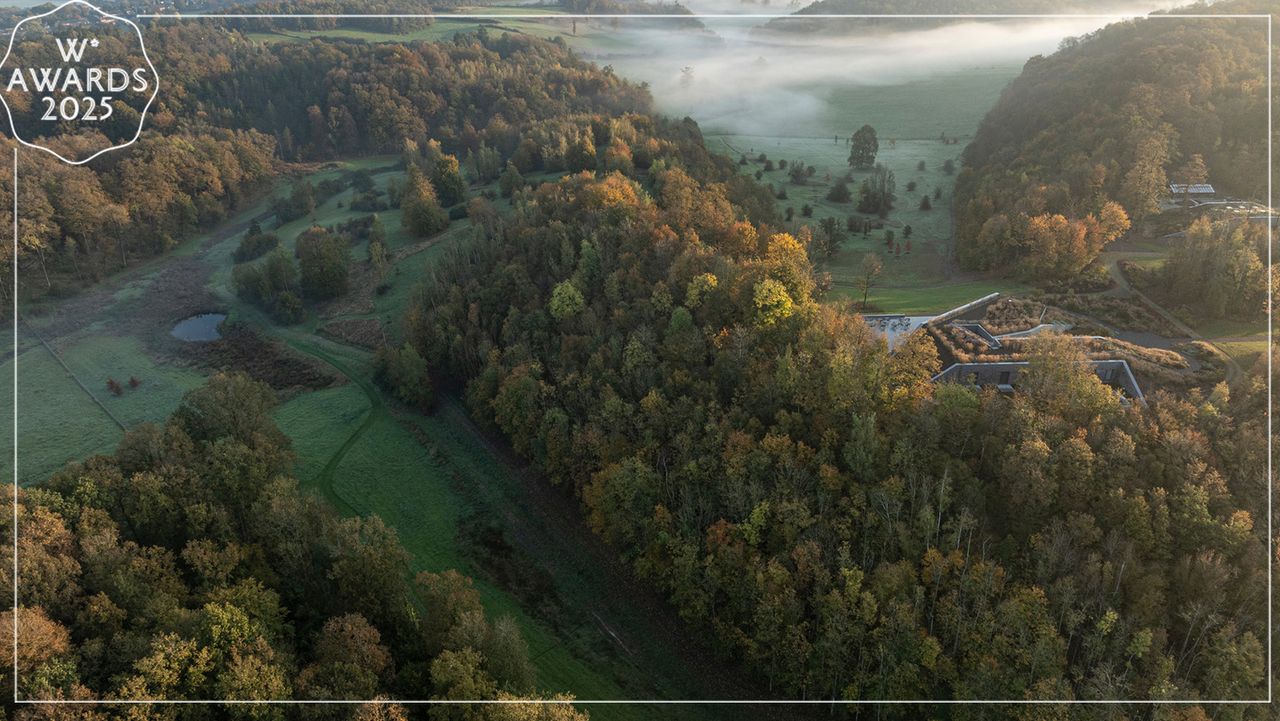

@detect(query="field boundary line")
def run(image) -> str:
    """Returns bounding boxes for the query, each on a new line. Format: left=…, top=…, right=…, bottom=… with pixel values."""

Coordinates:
left=16, top=316, right=126, bottom=433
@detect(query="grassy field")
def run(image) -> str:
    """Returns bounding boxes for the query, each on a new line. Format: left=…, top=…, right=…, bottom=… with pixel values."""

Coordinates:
left=1214, top=337, right=1268, bottom=370
left=849, top=280, right=1025, bottom=314
left=1191, top=317, right=1270, bottom=340
left=817, top=66, right=1021, bottom=141
left=4, top=332, right=205, bottom=484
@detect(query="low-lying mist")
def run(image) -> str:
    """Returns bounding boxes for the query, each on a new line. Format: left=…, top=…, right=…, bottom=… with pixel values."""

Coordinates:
left=588, top=3, right=1184, bottom=138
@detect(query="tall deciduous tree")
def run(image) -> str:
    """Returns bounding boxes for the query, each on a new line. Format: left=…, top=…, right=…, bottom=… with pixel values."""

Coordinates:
left=848, top=124, right=878, bottom=169
left=401, top=164, right=449, bottom=238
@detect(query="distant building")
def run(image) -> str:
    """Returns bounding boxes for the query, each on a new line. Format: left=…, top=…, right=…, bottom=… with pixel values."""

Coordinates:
left=933, top=359, right=1145, bottom=405
left=1169, top=183, right=1215, bottom=196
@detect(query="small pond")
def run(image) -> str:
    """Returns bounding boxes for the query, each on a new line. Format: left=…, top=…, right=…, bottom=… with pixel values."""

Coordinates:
left=171, top=313, right=226, bottom=342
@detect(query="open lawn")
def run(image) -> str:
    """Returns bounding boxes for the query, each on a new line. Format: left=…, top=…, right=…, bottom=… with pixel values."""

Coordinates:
left=839, top=280, right=1028, bottom=315
left=1193, top=317, right=1270, bottom=341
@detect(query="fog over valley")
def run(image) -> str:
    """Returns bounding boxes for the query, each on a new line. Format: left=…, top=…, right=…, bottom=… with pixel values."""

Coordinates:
left=582, top=1, right=1189, bottom=138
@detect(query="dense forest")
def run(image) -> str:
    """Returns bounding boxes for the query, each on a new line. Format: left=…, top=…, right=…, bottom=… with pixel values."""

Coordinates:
left=406, top=148, right=1270, bottom=707
left=8, top=373, right=589, bottom=717
left=165, top=26, right=650, bottom=160
left=954, top=6, right=1270, bottom=281
left=1, top=130, right=275, bottom=298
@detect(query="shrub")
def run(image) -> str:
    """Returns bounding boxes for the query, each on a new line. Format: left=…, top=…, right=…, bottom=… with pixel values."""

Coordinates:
left=233, top=230, right=281, bottom=263
left=350, top=190, right=388, bottom=213
left=273, top=181, right=316, bottom=222
left=826, top=179, right=852, bottom=203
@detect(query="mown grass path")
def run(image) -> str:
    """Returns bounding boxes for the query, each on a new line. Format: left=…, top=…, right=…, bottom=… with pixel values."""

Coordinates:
left=280, top=336, right=377, bottom=516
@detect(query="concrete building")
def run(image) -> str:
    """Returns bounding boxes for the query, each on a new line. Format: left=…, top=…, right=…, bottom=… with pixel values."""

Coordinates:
left=932, top=359, right=1145, bottom=405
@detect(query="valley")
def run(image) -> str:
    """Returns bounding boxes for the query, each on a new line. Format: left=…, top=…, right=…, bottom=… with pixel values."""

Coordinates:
left=3, top=0, right=1272, bottom=714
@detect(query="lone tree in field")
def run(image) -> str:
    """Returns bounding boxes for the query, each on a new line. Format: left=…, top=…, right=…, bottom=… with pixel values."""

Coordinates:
left=432, top=155, right=467, bottom=207
left=919, top=195, right=932, bottom=211
left=848, top=125, right=878, bottom=169
left=855, top=252, right=882, bottom=310
left=369, top=235, right=389, bottom=282
left=375, top=343, right=434, bottom=411
left=787, top=161, right=807, bottom=185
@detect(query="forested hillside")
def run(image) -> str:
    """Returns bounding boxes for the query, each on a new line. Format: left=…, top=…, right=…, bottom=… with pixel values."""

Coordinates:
left=8, top=374, right=586, bottom=715
left=172, top=28, right=651, bottom=160
left=407, top=145, right=1271, bottom=706
left=954, top=6, right=1270, bottom=281
left=2, top=26, right=650, bottom=308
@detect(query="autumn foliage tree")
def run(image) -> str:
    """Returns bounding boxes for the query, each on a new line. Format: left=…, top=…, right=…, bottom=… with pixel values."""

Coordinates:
left=401, top=164, right=450, bottom=238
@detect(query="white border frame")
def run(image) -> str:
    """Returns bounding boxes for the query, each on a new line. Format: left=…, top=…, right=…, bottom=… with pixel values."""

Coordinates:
left=8, top=8, right=1273, bottom=708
